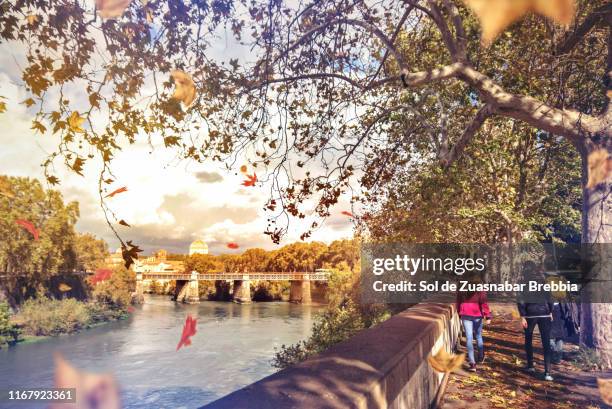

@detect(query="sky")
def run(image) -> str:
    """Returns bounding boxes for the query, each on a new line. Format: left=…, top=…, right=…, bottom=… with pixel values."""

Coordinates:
left=0, top=13, right=356, bottom=255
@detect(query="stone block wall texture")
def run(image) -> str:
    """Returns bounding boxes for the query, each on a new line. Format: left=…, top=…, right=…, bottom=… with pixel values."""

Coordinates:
left=202, top=302, right=460, bottom=409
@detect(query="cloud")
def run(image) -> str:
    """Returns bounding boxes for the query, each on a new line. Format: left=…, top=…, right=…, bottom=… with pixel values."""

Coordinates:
left=194, top=171, right=223, bottom=183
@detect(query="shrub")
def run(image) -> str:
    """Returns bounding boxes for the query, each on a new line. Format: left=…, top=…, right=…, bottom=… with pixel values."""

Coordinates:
left=0, top=302, right=21, bottom=347
left=91, top=267, right=134, bottom=310
left=17, top=297, right=91, bottom=336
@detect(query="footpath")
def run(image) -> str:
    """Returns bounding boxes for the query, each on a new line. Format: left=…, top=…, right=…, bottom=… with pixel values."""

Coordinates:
left=440, top=304, right=611, bottom=409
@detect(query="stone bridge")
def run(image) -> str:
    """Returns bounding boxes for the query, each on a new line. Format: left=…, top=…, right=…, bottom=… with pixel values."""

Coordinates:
left=135, top=271, right=330, bottom=305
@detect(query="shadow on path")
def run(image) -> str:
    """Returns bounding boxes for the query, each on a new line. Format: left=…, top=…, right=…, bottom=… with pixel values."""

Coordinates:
left=440, top=303, right=611, bottom=409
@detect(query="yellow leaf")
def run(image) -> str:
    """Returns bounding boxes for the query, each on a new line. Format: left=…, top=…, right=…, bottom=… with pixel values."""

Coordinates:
left=95, top=0, right=132, bottom=19
left=25, top=14, right=39, bottom=25
left=171, top=70, right=197, bottom=107
left=462, top=0, right=575, bottom=45
left=599, top=378, right=612, bottom=405
left=68, top=111, right=85, bottom=133
left=428, top=349, right=466, bottom=373
left=58, top=283, right=72, bottom=292
left=586, top=149, right=611, bottom=189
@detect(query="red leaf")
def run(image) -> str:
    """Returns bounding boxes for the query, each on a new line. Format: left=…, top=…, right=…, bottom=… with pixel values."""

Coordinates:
left=91, top=268, right=113, bottom=285
left=127, top=306, right=135, bottom=313
left=341, top=211, right=354, bottom=218
left=227, top=242, right=239, bottom=249
left=15, top=219, right=40, bottom=240
left=241, top=173, right=257, bottom=187
left=105, top=186, right=128, bottom=198
left=176, top=315, right=197, bottom=351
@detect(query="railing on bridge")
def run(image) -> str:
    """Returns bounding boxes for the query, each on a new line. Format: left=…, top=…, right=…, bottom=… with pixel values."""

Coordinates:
left=140, top=271, right=330, bottom=281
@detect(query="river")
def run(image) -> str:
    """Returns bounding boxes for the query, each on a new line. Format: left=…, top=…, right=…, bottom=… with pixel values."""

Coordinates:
left=0, top=296, right=323, bottom=409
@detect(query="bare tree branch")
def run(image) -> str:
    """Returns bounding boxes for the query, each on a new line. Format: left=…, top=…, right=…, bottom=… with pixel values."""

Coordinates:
left=439, top=104, right=494, bottom=168
left=555, top=3, right=612, bottom=55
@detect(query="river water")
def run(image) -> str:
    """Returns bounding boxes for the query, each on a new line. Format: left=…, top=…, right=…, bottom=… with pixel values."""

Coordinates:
left=0, top=296, right=322, bottom=409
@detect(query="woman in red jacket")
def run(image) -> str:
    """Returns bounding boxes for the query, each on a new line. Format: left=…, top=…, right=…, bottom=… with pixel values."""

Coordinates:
left=456, top=288, right=491, bottom=371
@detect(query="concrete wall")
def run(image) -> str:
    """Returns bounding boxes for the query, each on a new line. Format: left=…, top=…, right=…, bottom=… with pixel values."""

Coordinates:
left=202, top=303, right=460, bottom=409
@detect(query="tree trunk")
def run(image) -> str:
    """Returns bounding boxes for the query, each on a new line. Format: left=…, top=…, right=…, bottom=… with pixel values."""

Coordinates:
left=579, top=141, right=612, bottom=368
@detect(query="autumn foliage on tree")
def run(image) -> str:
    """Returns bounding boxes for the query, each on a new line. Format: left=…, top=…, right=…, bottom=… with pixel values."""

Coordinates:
left=0, top=1, right=610, bottom=363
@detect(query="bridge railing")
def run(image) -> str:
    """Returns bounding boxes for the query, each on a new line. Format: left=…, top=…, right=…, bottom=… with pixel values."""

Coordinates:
left=139, top=272, right=329, bottom=281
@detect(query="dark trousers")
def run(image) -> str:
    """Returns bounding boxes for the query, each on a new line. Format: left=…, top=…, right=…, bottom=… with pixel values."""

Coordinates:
left=525, top=317, right=552, bottom=374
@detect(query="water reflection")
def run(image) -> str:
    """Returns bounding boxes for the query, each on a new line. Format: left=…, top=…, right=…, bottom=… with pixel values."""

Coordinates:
left=0, top=296, right=322, bottom=408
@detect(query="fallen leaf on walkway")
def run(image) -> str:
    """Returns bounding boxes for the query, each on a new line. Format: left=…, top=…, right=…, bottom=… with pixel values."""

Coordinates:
left=587, top=149, right=612, bottom=189
left=171, top=70, right=196, bottom=107
left=105, top=186, right=128, bottom=198
left=227, top=242, right=239, bottom=249
left=96, top=0, right=132, bottom=19
left=462, top=0, right=575, bottom=45
left=52, top=353, right=121, bottom=409
left=15, top=219, right=40, bottom=240
left=598, top=378, right=612, bottom=405
left=176, top=315, right=197, bottom=351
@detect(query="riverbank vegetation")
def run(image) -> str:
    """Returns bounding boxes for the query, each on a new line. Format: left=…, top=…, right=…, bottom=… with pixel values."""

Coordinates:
left=0, top=176, right=135, bottom=344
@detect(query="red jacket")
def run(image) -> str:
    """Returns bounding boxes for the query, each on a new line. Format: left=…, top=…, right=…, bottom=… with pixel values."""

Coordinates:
left=456, top=291, right=491, bottom=318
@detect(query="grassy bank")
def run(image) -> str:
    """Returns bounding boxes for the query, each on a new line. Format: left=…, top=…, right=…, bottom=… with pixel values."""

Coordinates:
left=0, top=298, right=128, bottom=347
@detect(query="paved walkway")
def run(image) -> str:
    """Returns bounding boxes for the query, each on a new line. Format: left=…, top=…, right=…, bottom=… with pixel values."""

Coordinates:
left=440, top=304, right=611, bottom=409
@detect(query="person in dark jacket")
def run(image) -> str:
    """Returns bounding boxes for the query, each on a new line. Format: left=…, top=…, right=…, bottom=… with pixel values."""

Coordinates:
left=547, top=274, right=580, bottom=363
left=518, top=261, right=554, bottom=381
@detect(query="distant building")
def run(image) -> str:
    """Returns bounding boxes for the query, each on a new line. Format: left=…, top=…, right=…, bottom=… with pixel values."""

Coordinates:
left=105, top=248, right=124, bottom=267
left=189, top=239, right=209, bottom=256
left=133, top=249, right=184, bottom=274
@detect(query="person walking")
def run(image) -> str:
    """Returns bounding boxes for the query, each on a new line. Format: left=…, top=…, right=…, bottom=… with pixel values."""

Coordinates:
left=456, top=285, right=491, bottom=372
left=518, top=261, right=554, bottom=381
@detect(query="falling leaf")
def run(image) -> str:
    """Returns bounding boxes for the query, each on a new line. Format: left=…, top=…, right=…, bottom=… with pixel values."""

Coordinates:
left=105, top=186, right=128, bottom=198
left=68, top=111, right=86, bottom=133
left=586, top=149, right=612, bottom=189
left=598, top=378, right=612, bottom=405
left=240, top=165, right=248, bottom=173
left=462, top=0, right=576, bottom=45
left=341, top=211, right=354, bottom=218
left=428, top=349, right=466, bottom=373
left=51, top=353, right=121, bottom=409
left=242, top=173, right=257, bottom=187
left=95, top=0, right=132, bottom=19
left=118, top=219, right=131, bottom=227
left=25, top=14, right=39, bottom=25
left=227, top=242, right=239, bottom=249
left=91, top=269, right=113, bottom=285
left=122, top=240, right=143, bottom=269
left=58, top=283, right=72, bottom=292
left=15, top=219, right=40, bottom=240
left=176, top=315, right=197, bottom=351
left=170, top=70, right=196, bottom=107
